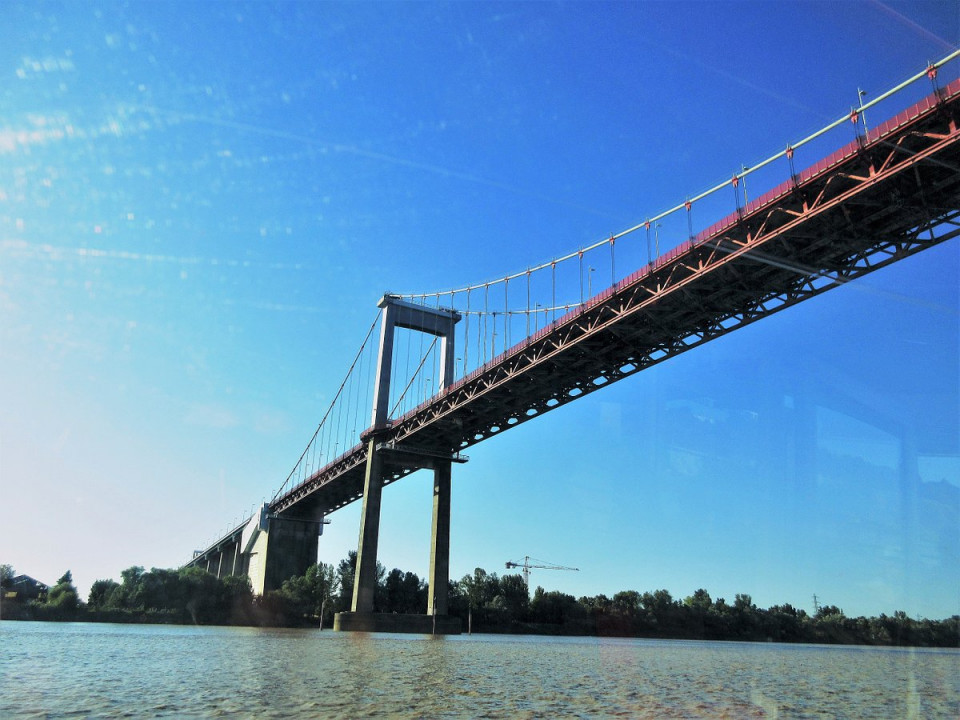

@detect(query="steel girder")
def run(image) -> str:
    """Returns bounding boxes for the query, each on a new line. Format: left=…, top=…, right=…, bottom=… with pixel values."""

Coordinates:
left=270, top=83, right=960, bottom=522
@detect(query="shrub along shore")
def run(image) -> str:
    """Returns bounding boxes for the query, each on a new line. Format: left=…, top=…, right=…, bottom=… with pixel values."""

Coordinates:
left=2, top=560, right=956, bottom=646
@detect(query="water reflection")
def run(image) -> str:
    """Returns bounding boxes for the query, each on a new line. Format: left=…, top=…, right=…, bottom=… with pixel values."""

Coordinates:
left=1, top=623, right=957, bottom=718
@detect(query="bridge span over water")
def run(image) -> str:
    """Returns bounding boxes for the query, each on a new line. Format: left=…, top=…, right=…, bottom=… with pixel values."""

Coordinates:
left=187, top=56, right=960, bottom=633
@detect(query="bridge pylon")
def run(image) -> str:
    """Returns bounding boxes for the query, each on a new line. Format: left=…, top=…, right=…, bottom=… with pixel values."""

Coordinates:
left=187, top=502, right=326, bottom=597
left=335, top=294, right=464, bottom=633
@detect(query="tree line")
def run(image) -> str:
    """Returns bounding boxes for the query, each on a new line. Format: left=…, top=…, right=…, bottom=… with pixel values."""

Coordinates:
left=445, top=568, right=959, bottom=646
left=1, top=564, right=254, bottom=625
left=2, top=561, right=957, bottom=646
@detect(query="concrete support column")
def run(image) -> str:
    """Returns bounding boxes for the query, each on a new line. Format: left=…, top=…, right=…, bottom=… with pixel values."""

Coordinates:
left=428, top=461, right=451, bottom=616
left=254, top=515, right=321, bottom=594
left=338, top=295, right=462, bottom=632
left=352, top=437, right=385, bottom=613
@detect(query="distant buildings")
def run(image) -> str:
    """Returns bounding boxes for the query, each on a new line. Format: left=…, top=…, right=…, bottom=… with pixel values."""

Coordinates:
left=4, top=575, right=49, bottom=602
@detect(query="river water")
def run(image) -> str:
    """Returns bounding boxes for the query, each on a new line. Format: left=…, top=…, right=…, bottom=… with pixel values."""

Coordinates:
left=1, top=621, right=957, bottom=718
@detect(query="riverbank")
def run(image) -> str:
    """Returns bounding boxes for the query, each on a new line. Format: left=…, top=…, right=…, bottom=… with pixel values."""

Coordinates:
left=5, top=560, right=957, bottom=646
left=4, top=600, right=958, bottom=648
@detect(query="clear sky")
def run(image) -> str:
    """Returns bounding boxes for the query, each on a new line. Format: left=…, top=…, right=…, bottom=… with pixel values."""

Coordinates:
left=2, top=1, right=958, bottom=619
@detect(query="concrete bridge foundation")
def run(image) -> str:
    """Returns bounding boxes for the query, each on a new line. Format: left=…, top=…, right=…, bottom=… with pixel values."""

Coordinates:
left=334, top=612, right=461, bottom=634
left=239, top=504, right=323, bottom=596
left=188, top=503, right=323, bottom=597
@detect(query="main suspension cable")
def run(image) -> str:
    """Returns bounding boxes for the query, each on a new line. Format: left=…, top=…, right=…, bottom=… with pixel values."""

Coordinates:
left=270, top=309, right=382, bottom=503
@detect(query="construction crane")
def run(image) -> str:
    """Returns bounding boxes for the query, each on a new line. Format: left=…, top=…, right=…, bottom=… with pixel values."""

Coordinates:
left=505, top=555, right=579, bottom=588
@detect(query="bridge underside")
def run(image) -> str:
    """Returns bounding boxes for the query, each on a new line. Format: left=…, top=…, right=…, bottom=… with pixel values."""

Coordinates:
left=271, top=77, right=960, bottom=523
left=188, top=78, right=960, bottom=626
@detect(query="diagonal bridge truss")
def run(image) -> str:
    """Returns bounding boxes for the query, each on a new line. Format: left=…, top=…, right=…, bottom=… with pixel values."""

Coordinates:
left=270, top=75, right=960, bottom=525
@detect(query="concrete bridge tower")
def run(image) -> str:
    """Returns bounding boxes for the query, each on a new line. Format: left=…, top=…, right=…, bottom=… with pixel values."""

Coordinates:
left=334, top=294, right=463, bottom=633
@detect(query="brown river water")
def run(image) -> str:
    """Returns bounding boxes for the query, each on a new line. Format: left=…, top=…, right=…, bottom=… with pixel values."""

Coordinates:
left=1, top=621, right=957, bottom=718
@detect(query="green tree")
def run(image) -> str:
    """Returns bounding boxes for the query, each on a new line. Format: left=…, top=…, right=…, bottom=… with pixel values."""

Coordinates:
left=0, top=564, right=14, bottom=589
left=47, top=570, right=80, bottom=612
left=684, top=588, right=713, bottom=638
left=178, top=566, right=222, bottom=623
left=496, top=573, right=529, bottom=621
left=88, top=579, right=120, bottom=609
left=730, top=593, right=759, bottom=639
left=219, top=574, right=254, bottom=624
left=815, top=604, right=843, bottom=620
left=384, top=568, right=425, bottom=614
left=684, top=588, right=713, bottom=612
left=332, top=552, right=387, bottom=612
left=579, top=594, right=612, bottom=614
left=766, top=604, right=807, bottom=642
left=140, top=568, right=183, bottom=611
left=307, top=562, right=337, bottom=618
left=121, top=566, right=145, bottom=585
left=461, top=568, right=497, bottom=609
left=279, top=562, right=337, bottom=622
left=446, top=579, right=468, bottom=620
left=335, top=552, right=356, bottom=612
left=530, top=587, right=585, bottom=626
left=106, top=566, right=146, bottom=609
left=612, top=590, right=643, bottom=617
left=372, top=560, right=388, bottom=612
left=402, top=571, right=427, bottom=613
left=460, top=568, right=498, bottom=631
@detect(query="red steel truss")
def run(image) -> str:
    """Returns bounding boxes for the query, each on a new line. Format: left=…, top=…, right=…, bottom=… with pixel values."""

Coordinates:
left=270, top=79, right=960, bottom=522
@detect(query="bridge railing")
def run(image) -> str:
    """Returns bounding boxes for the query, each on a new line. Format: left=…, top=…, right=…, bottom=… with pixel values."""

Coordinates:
left=384, top=63, right=960, bottom=436
left=374, top=52, right=958, bottom=389
left=266, top=50, right=960, bottom=509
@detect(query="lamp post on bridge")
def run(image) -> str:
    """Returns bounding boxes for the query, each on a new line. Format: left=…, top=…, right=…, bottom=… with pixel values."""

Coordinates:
left=858, top=88, right=868, bottom=134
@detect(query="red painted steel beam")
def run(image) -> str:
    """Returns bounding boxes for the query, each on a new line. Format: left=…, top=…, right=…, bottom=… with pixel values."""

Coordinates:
left=271, top=79, right=960, bottom=520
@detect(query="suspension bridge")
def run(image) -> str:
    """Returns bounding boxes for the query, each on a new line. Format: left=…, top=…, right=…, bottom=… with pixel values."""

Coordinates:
left=186, top=54, right=960, bottom=633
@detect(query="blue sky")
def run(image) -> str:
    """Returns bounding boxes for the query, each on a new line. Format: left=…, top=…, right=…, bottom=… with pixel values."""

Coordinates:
left=1, top=1, right=957, bottom=619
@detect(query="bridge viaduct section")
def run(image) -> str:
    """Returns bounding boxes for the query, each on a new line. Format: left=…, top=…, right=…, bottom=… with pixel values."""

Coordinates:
left=187, top=75, right=960, bottom=631
left=187, top=504, right=323, bottom=597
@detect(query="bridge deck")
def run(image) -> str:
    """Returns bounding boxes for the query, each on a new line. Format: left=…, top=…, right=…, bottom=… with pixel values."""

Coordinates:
left=192, top=78, right=960, bottom=547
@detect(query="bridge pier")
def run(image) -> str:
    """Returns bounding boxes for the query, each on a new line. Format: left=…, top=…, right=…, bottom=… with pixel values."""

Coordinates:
left=350, top=436, right=385, bottom=614
left=428, top=460, right=451, bottom=616
left=191, top=75, right=960, bottom=635
left=186, top=503, right=325, bottom=596
left=244, top=514, right=321, bottom=595
left=335, top=295, right=462, bottom=634
left=335, top=453, right=458, bottom=633
left=334, top=612, right=462, bottom=634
